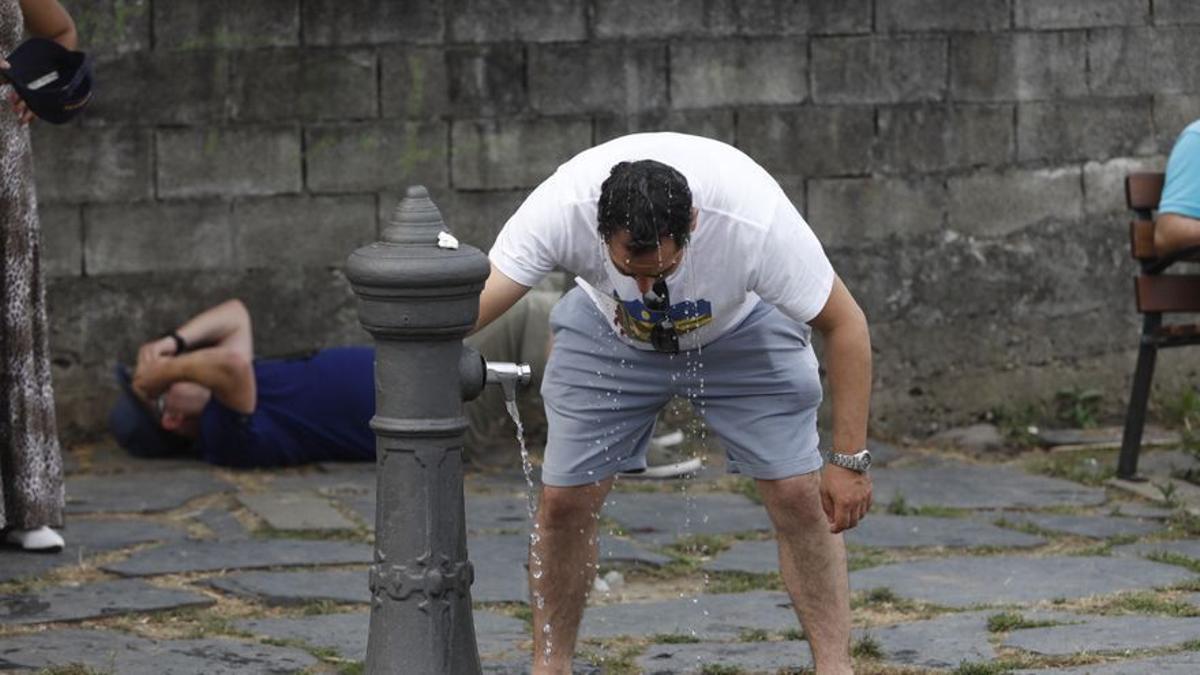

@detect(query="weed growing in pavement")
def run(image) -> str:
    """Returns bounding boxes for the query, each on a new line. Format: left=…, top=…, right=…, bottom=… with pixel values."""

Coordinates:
left=990, top=402, right=1043, bottom=447
left=669, top=533, right=732, bottom=558
left=846, top=547, right=891, bottom=571
left=1025, top=449, right=1116, bottom=486
left=738, top=628, right=770, bottom=642
left=951, top=661, right=1020, bottom=674
left=1146, top=549, right=1200, bottom=574
left=652, top=633, right=702, bottom=644
left=699, top=665, right=743, bottom=675
left=1094, top=591, right=1200, bottom=617
left=338, top=663, right=364, bottom=675
left=1054, top=386, right=1104, bottom=429
left=36, top=666, right=113, bottom=675
left=1163, top=386, right=1200, bottom=458
left=850, top=634, right=883, bottom=659
left=985, top=612, right=1063, bottom=633
left=704, top=570, right=783, bottom=594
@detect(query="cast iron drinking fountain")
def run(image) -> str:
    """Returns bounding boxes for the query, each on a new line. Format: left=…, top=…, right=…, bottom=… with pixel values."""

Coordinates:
left=347, top=185, right=532, bottom=674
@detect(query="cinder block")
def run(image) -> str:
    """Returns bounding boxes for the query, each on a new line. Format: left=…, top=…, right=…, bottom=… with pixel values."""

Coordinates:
left=445, top=45, right=528, bottom=117
left=229, top=48, right=376, bottom=121
left=1154, top=94, right=1200, bottom=152
left=38, top=204, right=82, bottom=277
left=305, top=122, right=448, bottom=192
left=83, top=51, right=230, bottom=125
left=448, top=0, right=586, bottom=43
left=304, top=0, right=443, bottom=45
left=71, top=0, right=151, bottom=56
left=877, top=0, right=1010, bottom=32
left=1083, top=156, right=1167, bottom=217
left=32, top=126, right=153, bottom=203
left=1017, top=98, right=1155, bottom=162
left=380, top=46, right=451, bottom=119
left=737, top=106, right=875, bottom=177
left=774, top=175, right=806, bottom=215
left=233, top=195, right=377, bottom=268
left=157, top=127, right=302, bottom=198
left=592, top=0, right=736, bottom=38
left=807, top=177, right=946, bottom=246
left=594, top=110, right=735, bottom=146
left=812, top=36, right=946, bottom=104
left=451, top=118, right=592, bottom=190
left=948, top=167, right=1083, bottom=237
left=735, top=0, right=872, bottom=36
left=1154, top=0, right=1200, bottom=24
left=877, top=104, right=1013, bottom=174
left=1089, top=27, right=1200, bottom=96
left=1015, top=0, right=1148, bottom=28
left=672, top=39, right=807, bottom=108
left=153, top=0, right=299, bottom=49
left=83, top=200, right=234, bottom=274
left=531, top=43, right=667, bottom=115
left=950, top=32, right=1087, bottom=102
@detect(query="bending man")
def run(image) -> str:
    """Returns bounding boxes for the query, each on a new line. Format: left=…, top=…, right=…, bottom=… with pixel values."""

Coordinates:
left=474, top=133, right=873, bottom=674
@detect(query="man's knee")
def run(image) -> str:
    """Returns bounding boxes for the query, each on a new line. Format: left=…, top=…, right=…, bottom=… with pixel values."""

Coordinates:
left=757, top=473, right=827, bottom=532
left=537, top=482, right=609, bottom=528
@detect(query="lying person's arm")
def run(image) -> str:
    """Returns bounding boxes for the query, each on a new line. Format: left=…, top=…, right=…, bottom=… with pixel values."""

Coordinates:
left=133, top=346, right=256, bottom=414
left=138, top=299, right=254, bottom=370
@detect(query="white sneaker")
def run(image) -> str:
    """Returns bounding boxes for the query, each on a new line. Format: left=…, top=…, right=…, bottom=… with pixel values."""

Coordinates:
left=635, top=456, right=704, bottom=479
left=649, top=429, right=684, bottom=450
left=623, top=429, right=703, bottom=479
left=5, top=526, right=65, bottom=552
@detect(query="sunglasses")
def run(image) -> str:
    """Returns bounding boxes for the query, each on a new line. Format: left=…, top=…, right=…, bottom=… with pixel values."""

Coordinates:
left=642, top=278, right=680, bottom=354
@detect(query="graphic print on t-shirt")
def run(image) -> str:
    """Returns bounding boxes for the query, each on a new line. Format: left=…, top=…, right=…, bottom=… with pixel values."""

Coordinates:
left=612, top=293, right=713, bottom=343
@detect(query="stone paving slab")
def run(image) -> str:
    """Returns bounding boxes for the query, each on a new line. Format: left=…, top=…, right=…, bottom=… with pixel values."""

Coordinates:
left=1110, top=503, right=1176, bottom=519
left=602, top=492, right=772, bottom=546
left=637, top=640, right=813, bottom=674
left=330, top=488, right=376, bottom=527
left=1003, top=614, right=1200, bottom=655
left=849, top=556, right=1196, bottom=607
left=581, top=591, right=797, bottom=641
left=1002, top=513, right=1163, bottom=539
left=192, top=508, right=252, bottom=540
left=235, top=609, right=528, bottom=661
left=0, top=578, right=213, bottom=624
left=65, top=470, right=233, bottom=514
left=468, top=494, right=534, bottom=532
left=1113, top=539, right=1200, bottom=561
left=847, top=514, right=1046, bottom=549
left=207, top=569, right=368, bottom=605
left=857, top=611, right=995, bottom=669
left=0, top=628, right=317, bottom=673
left=102, top=538, right=371, bottom=576
left=1016, top=651, right=1200, bottom=674
left=872, top=462, right=1107, bottom=510
left=237, top=490, right=358, bottom=531
left=0, top=518, right=189, bottom=582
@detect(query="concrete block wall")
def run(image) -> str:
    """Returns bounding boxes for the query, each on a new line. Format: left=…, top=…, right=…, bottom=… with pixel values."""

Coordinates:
left=36, top=0, right=1200, bottom=437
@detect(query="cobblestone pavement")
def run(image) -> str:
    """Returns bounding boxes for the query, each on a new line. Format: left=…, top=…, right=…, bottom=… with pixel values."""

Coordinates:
left=2, top=438, right=1200, bottom=674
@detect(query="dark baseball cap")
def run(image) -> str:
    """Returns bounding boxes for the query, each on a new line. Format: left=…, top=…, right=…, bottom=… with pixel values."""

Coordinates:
left=109, top=364, right=195, bottom=458
left=3, top=37, right=92, bottom=124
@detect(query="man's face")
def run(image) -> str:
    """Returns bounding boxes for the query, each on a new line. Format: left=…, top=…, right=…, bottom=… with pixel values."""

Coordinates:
left=159, top=381, right=212, bottom=438
left=604, top=209, right=698, bottom=294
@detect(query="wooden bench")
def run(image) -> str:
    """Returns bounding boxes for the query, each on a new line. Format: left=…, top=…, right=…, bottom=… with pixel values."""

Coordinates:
left=1117, top=172, right=1200, bottom=479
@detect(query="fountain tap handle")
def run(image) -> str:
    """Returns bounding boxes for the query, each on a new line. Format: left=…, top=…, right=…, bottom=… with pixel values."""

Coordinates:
left=484, top=361, right=532, bottom=402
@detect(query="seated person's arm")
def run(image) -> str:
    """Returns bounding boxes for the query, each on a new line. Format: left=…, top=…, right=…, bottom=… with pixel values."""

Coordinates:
left=133, top=346, right=256, bottom=414
left=472, top=264, right=531, bottom=334
left=1154, top=213, right=1200, bottom=257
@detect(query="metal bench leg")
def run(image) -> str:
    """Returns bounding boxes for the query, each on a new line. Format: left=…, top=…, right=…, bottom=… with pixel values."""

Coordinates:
left=1118, top=314, right=1162, bottom=480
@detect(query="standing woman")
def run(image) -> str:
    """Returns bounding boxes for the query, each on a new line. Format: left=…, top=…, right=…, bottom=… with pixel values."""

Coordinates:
left=0, top=0, right=78, bottom=552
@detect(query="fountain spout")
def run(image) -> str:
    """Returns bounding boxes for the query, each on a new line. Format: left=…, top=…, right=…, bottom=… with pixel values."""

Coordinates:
left=485, top=361, right=532, bottom=402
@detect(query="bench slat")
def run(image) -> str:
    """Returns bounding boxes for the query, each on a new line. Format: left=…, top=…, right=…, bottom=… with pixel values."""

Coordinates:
left=1136, top=275, right=1200, bottom=313
left=1126, top=173, right=1164, bottom=212
left=1129, top=218, right=1156, bottom=259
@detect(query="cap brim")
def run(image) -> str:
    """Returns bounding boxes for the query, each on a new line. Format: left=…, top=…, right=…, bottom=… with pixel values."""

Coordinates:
left=108, top=364, right=193, bottom=458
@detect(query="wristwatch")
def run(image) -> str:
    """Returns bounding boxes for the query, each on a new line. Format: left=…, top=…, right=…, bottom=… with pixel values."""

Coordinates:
left=823, top=448, right=872, bottom=473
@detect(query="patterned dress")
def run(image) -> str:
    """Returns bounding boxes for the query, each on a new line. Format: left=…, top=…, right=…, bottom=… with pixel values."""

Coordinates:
left=0, top=0, right=63, bottom=530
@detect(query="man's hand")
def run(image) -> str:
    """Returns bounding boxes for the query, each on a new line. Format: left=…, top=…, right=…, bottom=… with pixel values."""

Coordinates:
left=136, top=336, right=178, bottom=373
left=819, top=465, right=872, bottom=533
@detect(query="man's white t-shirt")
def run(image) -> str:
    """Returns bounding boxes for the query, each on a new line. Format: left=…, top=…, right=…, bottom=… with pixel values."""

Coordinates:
left=489, top=132, right=835, bottom=351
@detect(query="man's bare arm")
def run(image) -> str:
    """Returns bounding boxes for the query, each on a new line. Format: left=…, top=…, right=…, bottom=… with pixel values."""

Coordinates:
left=133, top=347, right=256, bottom=414
left=19, top=0, right=76, bottom=48
left=1155, top=212, right=1200, bottom=257
left=473, top=264, right=532, bottom=334
left=808, top=275, right=873, bottom=533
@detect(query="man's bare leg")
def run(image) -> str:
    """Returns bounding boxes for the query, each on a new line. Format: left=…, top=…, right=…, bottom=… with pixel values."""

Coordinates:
left=529, top=477, right=614, bottom=674
left=757, top=472, right=853, bottom=674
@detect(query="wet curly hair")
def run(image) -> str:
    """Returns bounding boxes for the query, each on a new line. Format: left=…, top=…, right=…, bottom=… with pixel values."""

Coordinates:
left=597, top=160, right=692, bottom=254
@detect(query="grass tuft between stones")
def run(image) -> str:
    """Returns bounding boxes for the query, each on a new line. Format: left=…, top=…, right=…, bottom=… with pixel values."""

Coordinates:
left=985, top=611, right=1062, bottom=633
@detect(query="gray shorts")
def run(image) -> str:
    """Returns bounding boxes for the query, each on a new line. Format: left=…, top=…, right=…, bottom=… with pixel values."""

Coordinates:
left=541, top=287, right=824, bottom=487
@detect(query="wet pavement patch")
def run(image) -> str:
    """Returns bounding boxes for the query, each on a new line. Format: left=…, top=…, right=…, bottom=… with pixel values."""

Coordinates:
left=871, top=462, right=1107, bottom=510
left=0, top=628, right=317, bottom=673
left=580, top=590, right=797, bottom=641
left=0, top=578, right=213, bottom=624
left=849, top=555, right=1196, bottom=607
left=102, top=538, right=371, bottom=576
left=637, top=639, right=813, bottom=673
left=65, top=470, right=233, bottom=514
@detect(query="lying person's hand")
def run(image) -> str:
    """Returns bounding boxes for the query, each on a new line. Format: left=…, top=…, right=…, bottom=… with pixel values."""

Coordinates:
left=819, top=466, right=872, bottom=534
left=137, top=336, right=178, bottom=374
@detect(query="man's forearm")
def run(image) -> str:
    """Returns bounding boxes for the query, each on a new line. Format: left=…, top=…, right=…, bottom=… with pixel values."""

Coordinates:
left=175, top=300, right=253, bottom=359
left=821, top=318, right=872, bottom=454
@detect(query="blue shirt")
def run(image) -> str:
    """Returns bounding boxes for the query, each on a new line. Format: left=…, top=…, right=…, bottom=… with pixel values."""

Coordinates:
left=198, top=347, right=376, bottom=467
left=1159, top=119, right=1200, bottom=219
